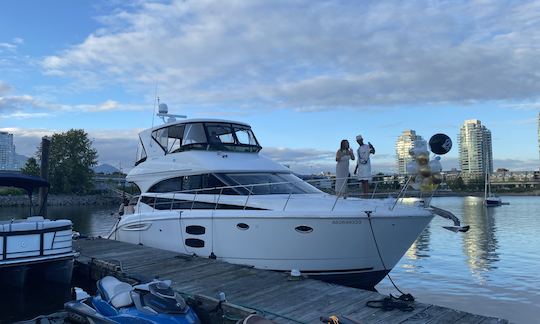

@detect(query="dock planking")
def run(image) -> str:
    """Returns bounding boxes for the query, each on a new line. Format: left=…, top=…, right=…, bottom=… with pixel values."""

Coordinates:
left=74, top=238, right=508, bottom=324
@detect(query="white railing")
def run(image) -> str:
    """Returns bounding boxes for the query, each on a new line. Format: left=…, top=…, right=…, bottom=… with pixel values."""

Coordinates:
left=136, top=175, right=425, bottom=213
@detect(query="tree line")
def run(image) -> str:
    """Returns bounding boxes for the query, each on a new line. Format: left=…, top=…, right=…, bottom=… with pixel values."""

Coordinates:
left=21, top=129, right=98, bottom=194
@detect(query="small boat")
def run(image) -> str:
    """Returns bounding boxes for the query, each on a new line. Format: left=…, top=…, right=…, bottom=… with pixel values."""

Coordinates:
left=0, top=172, right=76, bottom=287
left=65, top=276, right=200, bottom=323
left=483, top=172, right=502, bottom=207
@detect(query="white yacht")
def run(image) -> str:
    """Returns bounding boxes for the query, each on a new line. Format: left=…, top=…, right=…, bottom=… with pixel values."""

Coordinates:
left=0, top=173, right=76, bottom=287
left=109, top=105, right=449, bottom=290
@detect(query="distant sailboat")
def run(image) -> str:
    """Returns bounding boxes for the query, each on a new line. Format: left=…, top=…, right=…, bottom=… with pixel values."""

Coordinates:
left=484, top=172, right=502, bottom=207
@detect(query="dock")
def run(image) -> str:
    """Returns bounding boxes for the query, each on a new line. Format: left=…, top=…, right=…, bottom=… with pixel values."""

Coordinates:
left=74, top=238, right=508, bottom=323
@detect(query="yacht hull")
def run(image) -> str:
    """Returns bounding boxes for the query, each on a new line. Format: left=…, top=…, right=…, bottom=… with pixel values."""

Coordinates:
left=111, top=208, right=432, bottom=289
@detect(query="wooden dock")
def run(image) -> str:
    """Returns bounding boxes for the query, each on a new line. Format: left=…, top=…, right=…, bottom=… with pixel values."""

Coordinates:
left=74, top=238, right=508, bottom=324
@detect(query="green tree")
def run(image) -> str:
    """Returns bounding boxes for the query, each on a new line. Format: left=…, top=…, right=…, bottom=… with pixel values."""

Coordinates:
left=20, top=157, right=40, bottom=177
left=447, top=177, right=465, bottom=191
left=44, top=129, right=98, bottom=194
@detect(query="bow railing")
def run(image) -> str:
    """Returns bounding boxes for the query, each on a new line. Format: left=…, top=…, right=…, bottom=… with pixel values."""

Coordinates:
left=130, top=175, right=427, bottom=214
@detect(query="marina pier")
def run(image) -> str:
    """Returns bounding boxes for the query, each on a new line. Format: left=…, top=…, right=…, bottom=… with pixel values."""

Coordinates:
left=74, top=237, right=508, bottom=324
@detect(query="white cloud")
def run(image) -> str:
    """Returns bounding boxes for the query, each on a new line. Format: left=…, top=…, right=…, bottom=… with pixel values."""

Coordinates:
left=0, top=111, right=50, bottom=119
left=0, top=80, right=147, bottom=114
left=40, top=0, right=540, bottom=110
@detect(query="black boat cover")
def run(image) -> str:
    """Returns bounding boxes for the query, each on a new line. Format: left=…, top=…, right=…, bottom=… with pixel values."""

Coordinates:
left=0, top=172, right=49, bottom=193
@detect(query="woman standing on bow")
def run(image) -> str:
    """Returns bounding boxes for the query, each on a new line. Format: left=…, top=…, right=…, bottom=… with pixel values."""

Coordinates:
left=335, top=139, right=355, bottom=198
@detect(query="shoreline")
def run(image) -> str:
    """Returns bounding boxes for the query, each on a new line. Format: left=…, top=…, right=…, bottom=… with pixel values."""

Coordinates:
left=0, top=194, right=120, bottom=207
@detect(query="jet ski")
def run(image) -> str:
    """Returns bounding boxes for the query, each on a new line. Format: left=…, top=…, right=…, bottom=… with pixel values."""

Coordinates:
left=65, top=276, right=200, bottom=323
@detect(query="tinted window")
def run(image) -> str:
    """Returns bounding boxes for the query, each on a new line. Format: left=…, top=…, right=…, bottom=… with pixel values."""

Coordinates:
left=221, top=173, right=320, bottom=195
left=135, top=138, right=147, bottom=166
left=149, top=178, right=182, bottom=193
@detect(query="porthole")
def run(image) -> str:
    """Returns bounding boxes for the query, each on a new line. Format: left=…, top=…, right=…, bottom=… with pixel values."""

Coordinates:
left=185, top=238, right=205, bottom=248
left=237, top=223, right=249, bottom=230
left=295, top=225, right=313, bottom=234
left=186, top=225, right=206, bottom=235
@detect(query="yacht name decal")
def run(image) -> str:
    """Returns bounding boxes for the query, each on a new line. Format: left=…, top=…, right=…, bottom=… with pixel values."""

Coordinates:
left=332, top=219, right=362, bottom=224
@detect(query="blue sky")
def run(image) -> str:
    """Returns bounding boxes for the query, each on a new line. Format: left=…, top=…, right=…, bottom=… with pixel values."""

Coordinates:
left=1, top=0, right=539, bottom=174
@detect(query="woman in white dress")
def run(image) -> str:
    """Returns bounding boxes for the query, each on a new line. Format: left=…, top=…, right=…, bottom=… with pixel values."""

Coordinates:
left=335, top=139, right=355, bottom=198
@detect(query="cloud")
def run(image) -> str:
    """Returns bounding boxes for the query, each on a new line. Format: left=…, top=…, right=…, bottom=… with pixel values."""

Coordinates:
left=494, top=158, right=539, bottom=171
left=41, top=0, right=540, bottom=110
left=0, top=80, right=147, bottom=114
left=0, top=111, right=51, bottom=119
left=0, top=81, right=12, bottom=95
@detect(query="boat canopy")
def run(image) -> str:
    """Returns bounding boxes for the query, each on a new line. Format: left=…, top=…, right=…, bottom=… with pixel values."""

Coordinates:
left=136, top=121, right=262, bottom=166
left=0, top=172, right=49, bottom=194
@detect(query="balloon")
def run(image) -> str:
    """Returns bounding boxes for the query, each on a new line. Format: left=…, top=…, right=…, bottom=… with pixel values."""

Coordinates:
left=419, top=166, right=432, bottom=177
left=410, top=175, right=423, bottom=190
left=432, top=172, right=443, bottom=184
left=416, top=153, right=429, bottom=165
left=429, top=156, right=442, bottom=172
left=420, top=177, right=436, bottom=192
left=429, top=133, right=452, bottom=155
left=406, top=161, right=418, bottom=174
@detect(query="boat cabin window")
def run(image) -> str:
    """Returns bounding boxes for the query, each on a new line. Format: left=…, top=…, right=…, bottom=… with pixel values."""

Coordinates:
left=135, top=138, right=147, bottom=166
left=221, top=173, right=321, bottom=195
left=150, top=122, right=261, bottom=155
left=152, top=124, right=186, bottom=153
left=182, top=123, right=207, bottom=148
left=234, top=126, right=258, bottom=146
left=147, top=172, right=320, bottom=195
left=148, top=174, right=238, bottom=195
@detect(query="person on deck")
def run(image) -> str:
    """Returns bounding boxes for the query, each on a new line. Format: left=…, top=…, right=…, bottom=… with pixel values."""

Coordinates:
left=353, top=135, right=375, bottom=195
left=335, top=139, right=355, bottom=198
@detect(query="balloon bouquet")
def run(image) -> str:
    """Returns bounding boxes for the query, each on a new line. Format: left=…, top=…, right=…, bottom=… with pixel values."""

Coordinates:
left=406, top=133, right=452, bottom=193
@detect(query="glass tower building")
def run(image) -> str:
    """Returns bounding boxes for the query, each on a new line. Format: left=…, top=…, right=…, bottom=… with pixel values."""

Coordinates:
left=395, top=130, right=426, bottom=174
left=458, top=119, right=493, bottom=181
left=0, top=131, right=17, bottom=171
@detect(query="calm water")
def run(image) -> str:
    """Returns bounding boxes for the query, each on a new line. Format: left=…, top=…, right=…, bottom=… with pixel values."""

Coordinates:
left=1, top=197, right=539, bottom=323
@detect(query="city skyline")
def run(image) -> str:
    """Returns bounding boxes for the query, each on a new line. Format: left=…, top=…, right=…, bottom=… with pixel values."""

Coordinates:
left=1, top=1, right=540, bottom=174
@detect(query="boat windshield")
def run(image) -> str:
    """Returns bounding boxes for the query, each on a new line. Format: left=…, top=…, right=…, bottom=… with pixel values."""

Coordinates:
left=218, top=173, right=321, bottom=195
left=151, top=122, right=261, bottom=154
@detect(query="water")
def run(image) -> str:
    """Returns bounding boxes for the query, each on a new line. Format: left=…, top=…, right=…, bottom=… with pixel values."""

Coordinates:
left=1, top=197, right=539, bottom=323
left=377, top=196, right=540, bottom=323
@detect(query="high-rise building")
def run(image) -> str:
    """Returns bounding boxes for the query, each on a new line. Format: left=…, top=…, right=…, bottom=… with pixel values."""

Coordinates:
left=458, top=119, right=493, bottom=181
left=0, top=131, right=17, bottom=171
left=395, top=130, right=426, bottom=174
left=538, top=112, right=540, bottom=164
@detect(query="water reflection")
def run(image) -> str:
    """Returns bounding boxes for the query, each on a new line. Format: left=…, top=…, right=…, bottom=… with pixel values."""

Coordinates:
left=406, top=224, right=432, bottom=260
left=461, top=197, right=500, bottom=279
left=0, top=205, right=117, bottom=237
left=0, top=283, right=71, bottom=322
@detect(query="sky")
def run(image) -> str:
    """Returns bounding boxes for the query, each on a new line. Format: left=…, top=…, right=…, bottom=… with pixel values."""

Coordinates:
left=1, top=0, right=540, bottom=174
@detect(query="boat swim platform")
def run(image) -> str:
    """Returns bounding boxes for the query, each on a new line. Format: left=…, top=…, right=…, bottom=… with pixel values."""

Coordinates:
left=74, top=238, right=508, bottom=324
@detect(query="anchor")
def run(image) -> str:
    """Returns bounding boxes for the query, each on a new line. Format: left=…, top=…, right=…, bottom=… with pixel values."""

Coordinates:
left=429, top=205, right=470, bottom=233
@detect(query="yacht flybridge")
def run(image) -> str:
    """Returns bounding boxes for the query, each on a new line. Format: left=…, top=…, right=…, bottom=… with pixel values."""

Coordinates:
left=109, top=104, right=463, bottom=290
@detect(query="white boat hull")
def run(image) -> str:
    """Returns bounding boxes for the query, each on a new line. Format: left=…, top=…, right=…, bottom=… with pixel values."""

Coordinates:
left=110, top=205, right=433, bottom=289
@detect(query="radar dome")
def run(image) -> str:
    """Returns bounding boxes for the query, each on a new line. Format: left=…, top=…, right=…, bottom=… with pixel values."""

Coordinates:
left=158, top=103, right=168, bottom=114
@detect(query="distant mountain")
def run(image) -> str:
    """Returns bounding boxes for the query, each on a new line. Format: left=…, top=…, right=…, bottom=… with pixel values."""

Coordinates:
left=93, top=163, right=120, bottom=174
